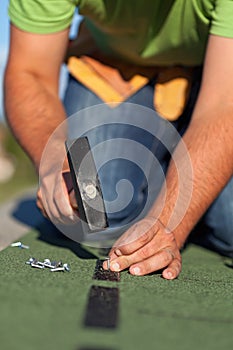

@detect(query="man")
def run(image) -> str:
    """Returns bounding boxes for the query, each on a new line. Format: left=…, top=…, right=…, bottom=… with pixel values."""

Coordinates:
left=4, top=1, right=233, bottom=279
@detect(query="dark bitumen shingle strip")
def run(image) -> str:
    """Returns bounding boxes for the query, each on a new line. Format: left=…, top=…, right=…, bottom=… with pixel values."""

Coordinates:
left=84, top=285, right=119, bottom=329
left=93, top=259, right=120, bottom=282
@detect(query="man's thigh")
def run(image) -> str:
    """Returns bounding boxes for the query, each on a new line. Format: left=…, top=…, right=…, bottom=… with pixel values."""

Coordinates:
left=191, top=178, right=233, bottom=257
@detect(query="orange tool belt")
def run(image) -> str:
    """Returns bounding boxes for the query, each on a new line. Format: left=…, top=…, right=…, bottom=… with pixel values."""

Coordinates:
left=66, top=21, right=195, bottom=121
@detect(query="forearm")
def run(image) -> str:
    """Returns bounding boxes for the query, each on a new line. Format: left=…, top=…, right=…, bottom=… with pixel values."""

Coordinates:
left=150, top=110, right=233, bottom=248
left=4, top=69, right=67, bottom=172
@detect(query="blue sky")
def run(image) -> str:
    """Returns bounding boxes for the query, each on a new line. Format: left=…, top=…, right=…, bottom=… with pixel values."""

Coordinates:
left=0, top=0, right=10, bottom=120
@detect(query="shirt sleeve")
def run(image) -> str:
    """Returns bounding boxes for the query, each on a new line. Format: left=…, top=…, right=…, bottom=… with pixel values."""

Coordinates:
left=8, top=0, right=78, bottom=34
left=210, top=0, right=233, bottom=38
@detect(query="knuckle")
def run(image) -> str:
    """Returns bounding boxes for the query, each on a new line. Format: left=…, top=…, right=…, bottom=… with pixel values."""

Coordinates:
left=172, top=260, right=182, bottom=276
left=59, top=200, right=71, bottom=215
left=141, top=262, right=152, bottom=275
left=54, top=186, right=63, bottom=200
left=169, top=258, right=182, bottom=277
left=118, top=256, right=131, bottom=269
left=133, top=219, right=154, bottom=241
left=175, top=257, right=182, bottom=271
left=37, top=192, right=42, bottom=202
left=165, top=232, right=176, bottom=245
left=135, top=260, right=153, bottom=276
left=162, top=249, right=174, bottom=265
left=138, top=229, right=151, bottom=245
left=164, top=254, right=172, bottom=266
left=36, top=198, right=42, bottom=209
left=36, top=199, right=48, bottom=218
left=50, top=210, right=60, bottom=221
left=139, top=245, right=150, bottom=260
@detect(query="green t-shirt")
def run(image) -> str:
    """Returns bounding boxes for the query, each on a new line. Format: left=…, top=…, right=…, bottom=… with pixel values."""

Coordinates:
left=8, top=0, right=233, bottom=66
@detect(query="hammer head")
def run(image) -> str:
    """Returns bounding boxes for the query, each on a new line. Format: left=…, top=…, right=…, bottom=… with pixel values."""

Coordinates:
left=66, top=137, right=108, bottom=233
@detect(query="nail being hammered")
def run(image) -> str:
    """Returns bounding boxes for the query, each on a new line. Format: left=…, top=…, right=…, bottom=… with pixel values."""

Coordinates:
left=105, top=257, right=110, bottom=270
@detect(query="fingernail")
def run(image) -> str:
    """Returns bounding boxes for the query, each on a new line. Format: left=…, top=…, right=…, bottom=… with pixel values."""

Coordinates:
left=115, top=249, right=122, bottom=256
left=132, top=267, right=141, bottom=275
left=111, top=262, right=120, bottom=271
left=166, top=272, right=173, bottom=279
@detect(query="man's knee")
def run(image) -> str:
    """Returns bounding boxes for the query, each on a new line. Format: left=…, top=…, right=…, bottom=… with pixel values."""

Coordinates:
left=195, top=177, right=233, bottom=256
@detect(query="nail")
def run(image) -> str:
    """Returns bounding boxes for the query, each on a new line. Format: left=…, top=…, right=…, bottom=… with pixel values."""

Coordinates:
left=132, top=267, right=141, bottom=275
left=51, top=261, right=63, bottom=268
left=31, top=263, right=45, bottom=269
left=63, top=263, right=70, bottom=272
left=105, top=257, right=110, bottom=270
left=11, top=241, right=29, bottom=249
left=50, top=267, right=65, bottom=272
left=20, top=244, right=30, bottom=249
left=26, top=257, right=37, bottom=265
left=111, top=262, right=120, bottom=272
left=42, top=259, right=53, bottom=268
left=11, top=242, right=22, bottom=247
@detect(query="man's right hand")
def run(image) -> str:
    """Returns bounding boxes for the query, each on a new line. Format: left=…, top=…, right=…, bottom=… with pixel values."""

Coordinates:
left=37, top=170, right=79, bottom=224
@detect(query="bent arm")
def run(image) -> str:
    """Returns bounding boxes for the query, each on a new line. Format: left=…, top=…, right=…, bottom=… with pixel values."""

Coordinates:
left=4, top=24, right=70, bottom=170
left=107, top=34, right=233, bottom=278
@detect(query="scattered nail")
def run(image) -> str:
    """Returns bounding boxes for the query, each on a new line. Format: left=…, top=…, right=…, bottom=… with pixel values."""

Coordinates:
left=20, top=244, right=29, bottom=249
left=50, top=267, right=65, bottom=272
left=26, top=257, right=70, bottom=272
left=11, top=241, right=29, bottom=249
left=44, top=258, right=51, bottom=264
left=51, top=261, right=63, bottom=268
left=11, top=242, right=21, bottom=247
left=26, top=257, right=37, bottom=265
left=63, top=263, right=70, bottom=272
left=31, top=263, right=45, bottom=269
left=43, top=259, right=54, bottom=268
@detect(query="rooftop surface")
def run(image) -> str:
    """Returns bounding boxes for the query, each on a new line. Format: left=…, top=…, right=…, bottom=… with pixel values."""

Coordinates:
left=0, top=194, right=232, bottom=350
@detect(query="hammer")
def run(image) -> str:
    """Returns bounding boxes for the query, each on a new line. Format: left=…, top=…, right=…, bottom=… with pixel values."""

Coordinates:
left=66, top=137, right=108, bottom=233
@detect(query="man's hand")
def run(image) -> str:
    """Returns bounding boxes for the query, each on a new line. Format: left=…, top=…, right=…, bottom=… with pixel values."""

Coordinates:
left=103, top=217, right=182, bottom=280
left=37, top=170, right=79, bottom=224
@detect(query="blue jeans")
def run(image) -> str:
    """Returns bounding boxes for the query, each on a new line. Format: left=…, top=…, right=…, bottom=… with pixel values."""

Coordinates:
left=63, top=74, right=233, bottom=258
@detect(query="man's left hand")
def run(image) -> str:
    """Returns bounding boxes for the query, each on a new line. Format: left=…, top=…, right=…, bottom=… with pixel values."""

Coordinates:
left=103, top=217, right=182, bottom=280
